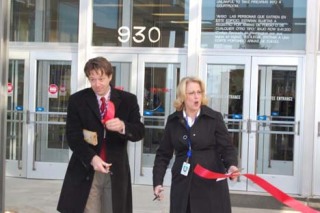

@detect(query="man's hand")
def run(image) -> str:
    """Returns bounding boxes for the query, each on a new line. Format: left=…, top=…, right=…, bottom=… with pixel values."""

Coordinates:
left=104, top=118, right=125, bottom=134
left=91, top=155, right=112, bottom=173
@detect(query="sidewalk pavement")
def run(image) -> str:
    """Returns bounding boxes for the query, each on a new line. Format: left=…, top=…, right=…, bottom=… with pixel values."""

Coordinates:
left=3, top=177, right=320, bottom=213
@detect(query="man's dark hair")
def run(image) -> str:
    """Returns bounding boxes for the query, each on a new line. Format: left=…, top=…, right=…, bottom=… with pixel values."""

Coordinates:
left=84, top=57, right=113, bottom=77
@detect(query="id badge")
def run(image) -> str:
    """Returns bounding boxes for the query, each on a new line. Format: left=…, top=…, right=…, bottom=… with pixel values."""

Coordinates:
left=180, top=162, right=190, bottom=176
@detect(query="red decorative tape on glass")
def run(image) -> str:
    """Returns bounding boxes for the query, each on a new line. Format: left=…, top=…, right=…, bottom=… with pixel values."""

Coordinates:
left=194, top=164, right=319, bottom=213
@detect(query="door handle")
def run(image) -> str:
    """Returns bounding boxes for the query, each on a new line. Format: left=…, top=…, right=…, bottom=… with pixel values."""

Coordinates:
left=26, top=110, right=30, bottom=124
left=247, top=119, right=252, bottom=133
left=140, top=139, right=144, bottom=176
left=318, top=122, right=320, bottom=137
left=17, top=111, right=23, bottom=170
left=140, top=117, right=144, bottom=176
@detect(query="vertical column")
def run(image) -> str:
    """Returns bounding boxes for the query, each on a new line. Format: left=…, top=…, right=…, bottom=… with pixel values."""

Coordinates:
left=187, top=0, right=202, bottom=76
left=300, top=0, right=319, bottom=197
left=0, top=0, right=10, bottom=212
left=77, top=0, right=93, bottom=91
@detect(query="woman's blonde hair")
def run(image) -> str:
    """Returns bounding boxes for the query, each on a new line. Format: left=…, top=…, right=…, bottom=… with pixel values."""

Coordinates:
left=173, top=76, right=208, bottom=111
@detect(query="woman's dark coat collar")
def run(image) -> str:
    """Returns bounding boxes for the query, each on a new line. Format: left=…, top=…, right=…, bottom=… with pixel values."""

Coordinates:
left=168, top=105, right=217, bottom=123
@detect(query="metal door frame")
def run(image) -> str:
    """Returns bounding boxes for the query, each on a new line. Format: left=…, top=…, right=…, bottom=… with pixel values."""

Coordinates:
left=136, top=54, right=187, bottom=185
left=313, top=55, right=320, bottom=196
left=200, top=55, right=252, bottom=191
left=6, top=51, right=30, bottom=178
left=249, top=56, right=302, bottom=194
left=200, top=55, right=303, bottom=194
left=26, top=51, right=77, bottom=179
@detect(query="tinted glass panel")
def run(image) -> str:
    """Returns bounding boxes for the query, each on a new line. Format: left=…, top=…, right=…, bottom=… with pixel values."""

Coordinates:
left=132, top=0, right=188, bottom=48
left=10, top=0, right=79, bottom=42
left=256, top=66, right=296, bottom=175
left=6, top=60, right=25, bottom=161
left=206, top=64, right=245, bottom=167
left=92, top=0, right=189, bottom=47
left=35, top=60, right=71, bottom=162
left=201, top=0, right=306, bottom=50
left=142, top=63, right=180, bottom=168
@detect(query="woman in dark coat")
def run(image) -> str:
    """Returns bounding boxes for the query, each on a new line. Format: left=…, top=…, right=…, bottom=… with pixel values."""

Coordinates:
left=57, top=57, right=144, bottom=213
left=153, top=76, right=240, bottom=213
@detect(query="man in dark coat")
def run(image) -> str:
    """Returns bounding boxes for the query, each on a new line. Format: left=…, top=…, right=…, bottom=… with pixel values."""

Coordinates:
left=57, top=57, right=145, bottom=213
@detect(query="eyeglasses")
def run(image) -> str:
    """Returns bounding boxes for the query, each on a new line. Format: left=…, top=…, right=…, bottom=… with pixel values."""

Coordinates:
left=186, top=91, right=202, bottom=96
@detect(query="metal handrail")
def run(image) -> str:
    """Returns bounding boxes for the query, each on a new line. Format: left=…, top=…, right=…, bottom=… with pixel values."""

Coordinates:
left=251, top=119, right=298, bottom=135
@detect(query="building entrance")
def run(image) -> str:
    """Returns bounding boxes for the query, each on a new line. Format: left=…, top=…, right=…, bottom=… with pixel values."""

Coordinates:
left=200, top=56, right=303, bottom=194
left=6, top=51, right=186, bottom=182
left=6, top=51, right=305, bottom=196
left=6, top=51, right=76, bottom=179
left=90, top=53, right=187, bottom=185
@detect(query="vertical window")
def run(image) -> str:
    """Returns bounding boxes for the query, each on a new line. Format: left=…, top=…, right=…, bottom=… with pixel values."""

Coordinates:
left=132, top=0, right=189, bottom=48
left=10, top=0, right=79, bottom=42
left=7, top=60, right=25, bottom=160
left=201, top=0, right=306, bottom=50
left=92, top=0, right=122, bottom=46
left=92, top=0, right=189, bottom=47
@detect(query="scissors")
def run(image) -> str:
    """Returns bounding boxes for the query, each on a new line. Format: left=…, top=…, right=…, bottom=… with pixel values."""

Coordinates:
left=153, top=194, right=160, bottom=201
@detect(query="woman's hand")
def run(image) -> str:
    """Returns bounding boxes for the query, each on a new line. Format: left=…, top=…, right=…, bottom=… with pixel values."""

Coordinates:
left=228, top=165, right=241, bottom=181
left=153, top=185, right=164, bottom=201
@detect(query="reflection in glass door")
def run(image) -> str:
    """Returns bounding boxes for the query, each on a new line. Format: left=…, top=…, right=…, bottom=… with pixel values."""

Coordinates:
left=33, top=60, right=71, bottom=163
left=142, top=63, right=179, bottom=163
left=110, top=62, right=131, bottom=91
left=204, top=58, right=250, bottom=191
left=135, top=55, right=186, bottom=185
left=201, top=56, right=302, bottom=194
left=256, top=66, right=296, bottom=176
left=249, top=58, right=301, bottom=194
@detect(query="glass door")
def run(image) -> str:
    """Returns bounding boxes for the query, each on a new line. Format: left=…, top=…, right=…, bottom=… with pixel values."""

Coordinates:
left=200, top=56, right=251, bottom=191
left=6, top=52, right=29, bottom=178
left=200, top=56, right=302, bottom=194
left=26, top=52, right=76, bottom=179
left=249, top=57, right=302, bottom=194
left=134, top=54, right=187, bottom=185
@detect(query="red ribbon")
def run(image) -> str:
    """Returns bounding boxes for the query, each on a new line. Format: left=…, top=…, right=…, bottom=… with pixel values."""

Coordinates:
left=99, top=101, right=115, bottom=162
left=101, top=101, right=115, bottom=124
left=194, top=164, right=319, bottom=213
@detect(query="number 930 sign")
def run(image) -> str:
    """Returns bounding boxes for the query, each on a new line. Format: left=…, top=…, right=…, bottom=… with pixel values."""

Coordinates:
left=118, top=26, right=161, bottom=43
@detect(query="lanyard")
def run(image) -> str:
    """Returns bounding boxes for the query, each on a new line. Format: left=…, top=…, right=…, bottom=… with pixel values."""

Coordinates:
left=185, top=120, right=192, bottom=163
